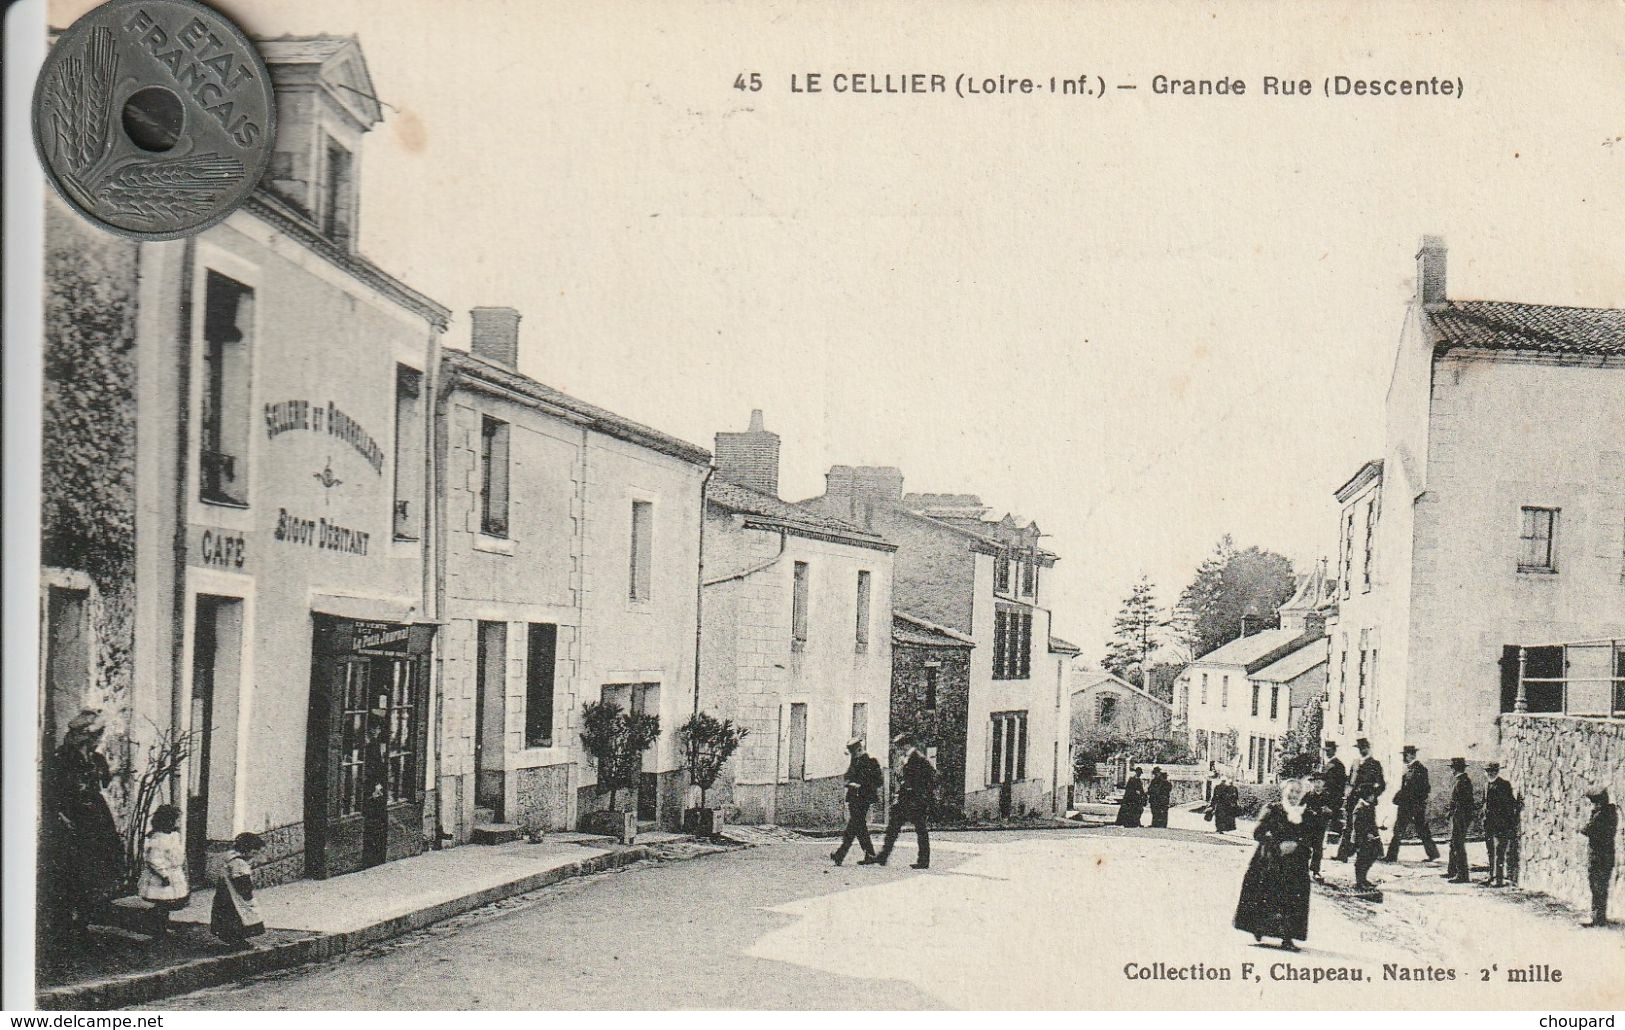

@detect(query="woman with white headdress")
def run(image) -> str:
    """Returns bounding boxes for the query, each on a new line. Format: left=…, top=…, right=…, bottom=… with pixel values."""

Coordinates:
left=1233, top=777, right=1313, bottom=950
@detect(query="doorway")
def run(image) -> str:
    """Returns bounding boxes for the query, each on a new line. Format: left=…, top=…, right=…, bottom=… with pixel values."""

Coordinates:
left=186, top=595, right=244, bottom=884
left=41, top=586, right=91, bottom=754
left=474, top=621, right=508, bottom=821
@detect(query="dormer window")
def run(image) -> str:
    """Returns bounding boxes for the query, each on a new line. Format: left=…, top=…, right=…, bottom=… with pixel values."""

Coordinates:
left=321, top=136, right=355, bottom=246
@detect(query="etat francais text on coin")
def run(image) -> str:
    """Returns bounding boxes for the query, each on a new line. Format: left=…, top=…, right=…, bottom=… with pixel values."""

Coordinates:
left=32, top=0, right=275, bottom=240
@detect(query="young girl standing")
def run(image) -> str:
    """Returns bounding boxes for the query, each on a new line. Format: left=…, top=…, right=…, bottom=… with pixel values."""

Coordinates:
left=137, top=804, right=189, bottom=937
left=210, top=832, right=266, bottom=947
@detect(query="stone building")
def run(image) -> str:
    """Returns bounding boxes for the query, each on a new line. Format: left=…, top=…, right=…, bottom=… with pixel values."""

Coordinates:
left=40, top=37, right=451, bottom=887
left=432, top=309, right=710, bottom=840
left=1325, top=237, right=1625, bottom=810
left=1070, top=671, right=1175, bottom=774
left=801, top=468, right=1074, bottom=818
left=890, top=613, right=976, bottom=818
left=698, top=413, right=895, bottom=826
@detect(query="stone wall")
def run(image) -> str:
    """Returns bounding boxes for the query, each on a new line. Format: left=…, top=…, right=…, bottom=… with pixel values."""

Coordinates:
left=515, top=764, right=572, bottom=831
left=890, top=639, right=971, bottom=819
left=1501, top=714, right=1623, bottom=920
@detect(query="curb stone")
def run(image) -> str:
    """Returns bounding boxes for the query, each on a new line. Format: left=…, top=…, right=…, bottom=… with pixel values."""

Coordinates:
left=37, top=847, right=651, bottom=1011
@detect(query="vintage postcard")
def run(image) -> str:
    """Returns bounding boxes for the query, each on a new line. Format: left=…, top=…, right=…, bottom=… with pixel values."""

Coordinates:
left=5, top=0, right=1624, bottom=1014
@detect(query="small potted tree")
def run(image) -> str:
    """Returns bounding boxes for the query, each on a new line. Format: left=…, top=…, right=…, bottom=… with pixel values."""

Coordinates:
left=579, top=700, right=660, bottom=843
left=677, top=712, right=748, bottom=837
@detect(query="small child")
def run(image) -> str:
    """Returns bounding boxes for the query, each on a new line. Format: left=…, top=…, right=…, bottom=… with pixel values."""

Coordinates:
left=137, top=804, right=189, bottom=937
left=210, top=832, right=266, bottom=947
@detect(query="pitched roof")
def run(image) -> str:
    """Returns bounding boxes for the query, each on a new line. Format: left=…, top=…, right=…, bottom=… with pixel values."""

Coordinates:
left=442, top=350, right=709, bottom=465
left=1048, top=635, right=1081, bottom=655
left=710, top=480, right=894, bottom=550
left=1069, top=670, right=1171, bottom=709
left=1429, top=300, right=1625, bottom=357
left=1191, top=627, right=1307, bottom=671
left=1251, top=638, right=1329, bottom=683
left=893, top=612, right=976, bottom=649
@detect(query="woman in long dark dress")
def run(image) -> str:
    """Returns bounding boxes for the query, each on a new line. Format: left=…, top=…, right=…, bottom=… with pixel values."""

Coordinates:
left=1211, top=777, right=1239, bottom=834
left=42, top=710, right=126, bottom=944
left=1234, top=778, right=1312, bottom=950
left=1115, top=767, right=1147, bottom=827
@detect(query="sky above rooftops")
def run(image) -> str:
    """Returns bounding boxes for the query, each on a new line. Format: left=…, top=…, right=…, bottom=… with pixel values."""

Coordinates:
left=49, top=0, right=1624, bottom=657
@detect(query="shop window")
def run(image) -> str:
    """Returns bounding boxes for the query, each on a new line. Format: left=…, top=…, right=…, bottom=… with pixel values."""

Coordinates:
left=480, top=416, right=510, bottom=537
left=1518, top=507, right=1557, bottom=572
left=629, top=500, right=653, bottom=601
left=791, top=562, right=809, bottom=649
left=855, top=570, right=871, bottom=649
left=787, top=702, right=807, bottom=780
left=199, top=271, right=253, bottom=506
left=393, top=366, right=423, bottom=540
left=525, top=623, right=557, bottom=747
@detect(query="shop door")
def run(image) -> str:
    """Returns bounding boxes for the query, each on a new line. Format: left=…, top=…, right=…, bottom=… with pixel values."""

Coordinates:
left=306, top=617, right=432, bottom=879
left=474, top=621, right=507, bottom=820
left=186, top=603, right=218, bottom=881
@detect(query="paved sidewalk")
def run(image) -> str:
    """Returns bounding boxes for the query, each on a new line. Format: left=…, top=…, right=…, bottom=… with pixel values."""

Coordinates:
left=38, top=835, right=652, bottom=1010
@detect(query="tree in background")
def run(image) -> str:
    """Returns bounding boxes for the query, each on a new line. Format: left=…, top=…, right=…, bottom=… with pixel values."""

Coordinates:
left=1103, top=576, right=1160, bottom=687
left=1278, top=693, right=1325, bottom=778
left=1177, top=535, right=1297, bottom=659
left=1146, top=662, right=1185, bottom=705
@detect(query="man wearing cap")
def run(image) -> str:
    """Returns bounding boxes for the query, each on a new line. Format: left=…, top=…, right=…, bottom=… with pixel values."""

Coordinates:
left=1580, top=787, right=1617, bottom=927
left=1320, top=741, right=1348, bottom=848
left=1386, top=744, right=1440, bottom=863
left=831, top=737, right=884, bottom=866
left=1481, top=761, right=1516, bottom=887
left=875, top=736, right=935, bottom=869
left=1442, top=757, right=1474, bottom=883
left=1337, top=738, right=1385, bottom=861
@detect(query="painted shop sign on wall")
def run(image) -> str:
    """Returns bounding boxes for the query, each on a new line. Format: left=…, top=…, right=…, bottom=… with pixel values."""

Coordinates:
left=264, top=399, right=385, bottom=474
left=188, top=525, right=250, bottom=569
left=275, top=508, right=371, bottom=556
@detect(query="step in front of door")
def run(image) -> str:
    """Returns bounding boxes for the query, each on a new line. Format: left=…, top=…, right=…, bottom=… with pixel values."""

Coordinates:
left=471, top=822, right=522, bottom=845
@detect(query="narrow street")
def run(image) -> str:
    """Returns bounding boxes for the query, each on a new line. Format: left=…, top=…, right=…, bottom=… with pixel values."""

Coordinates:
left=160, top=824, right=1625, bottom=1011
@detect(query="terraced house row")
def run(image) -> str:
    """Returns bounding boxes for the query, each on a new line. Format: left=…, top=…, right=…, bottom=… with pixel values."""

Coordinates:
left=38, top=35, right=1075, bottom=891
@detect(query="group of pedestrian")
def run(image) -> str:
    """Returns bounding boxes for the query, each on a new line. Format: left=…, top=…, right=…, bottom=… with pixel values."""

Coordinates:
left=41, top=708, right=268, bottom=956
left=1114, top=766, right=1174, bottom=828
left=830, top=735, right=935, bottom=870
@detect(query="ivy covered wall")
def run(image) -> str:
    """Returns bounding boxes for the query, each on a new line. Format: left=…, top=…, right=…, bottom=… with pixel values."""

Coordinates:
left=42, top=198, right=140, bottom=802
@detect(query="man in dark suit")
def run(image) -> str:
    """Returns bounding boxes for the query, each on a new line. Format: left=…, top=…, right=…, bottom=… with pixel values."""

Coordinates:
left=1442, top=757, right=1474, bottom=882
left=1337, top=737, right=1385, bottom=861
left=1481, top=761, right=1516, bottom=887
left=1580, top=787, right=1617, bottom=928
left=1386, top=744, right=1440, bottom=862
left=876, top=736, right=935, bottom=869
left=1303, top=771, right=1333, bottom=880
left=1320, top=741, right=1349, bottom=846
left=831, top=737, right=884, bottom=866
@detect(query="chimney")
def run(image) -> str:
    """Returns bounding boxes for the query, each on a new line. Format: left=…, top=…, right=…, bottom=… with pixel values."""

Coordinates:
left=470, top=307, right=521, bottom=368
left=1303, top=611, right=1328, bottom=639
left=824, top=465, right=905, bottom=503
left=1417, top=235, right=1447, bottom=306
left=714, top=409, right=781, bottom=496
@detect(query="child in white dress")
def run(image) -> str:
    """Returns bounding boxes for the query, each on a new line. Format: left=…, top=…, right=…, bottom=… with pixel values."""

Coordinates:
left=137, top=804, right=189, bottom=937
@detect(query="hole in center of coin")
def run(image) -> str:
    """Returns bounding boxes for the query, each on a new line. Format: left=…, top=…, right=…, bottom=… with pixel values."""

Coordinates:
left=121, top=86, right=184, bottom=152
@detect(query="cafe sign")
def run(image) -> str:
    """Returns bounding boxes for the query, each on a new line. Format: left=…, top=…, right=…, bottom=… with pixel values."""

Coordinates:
left=187, top=524, right=249, bottom=570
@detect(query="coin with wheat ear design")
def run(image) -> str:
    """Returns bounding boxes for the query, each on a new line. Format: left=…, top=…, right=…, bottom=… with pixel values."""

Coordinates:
left=32, top=0, right=275, bottom=240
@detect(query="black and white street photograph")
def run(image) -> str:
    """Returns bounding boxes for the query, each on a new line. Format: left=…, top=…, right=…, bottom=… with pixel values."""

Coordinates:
left=4, top=0, right=1624, bottom=1015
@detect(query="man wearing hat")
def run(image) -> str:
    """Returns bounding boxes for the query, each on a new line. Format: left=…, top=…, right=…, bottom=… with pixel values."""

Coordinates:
left=1337, top=738, right=1385, bottom=861
left=875, top=735, right=935, bottom=869
left=1320, top=741, right=1348, bottom=847
left=1481, top=761, right=1516, bottom=887
left=1302, top=771, right=1333, bottom=880
left=1580, top=786, right=1617, bottom=927
left=831, top=737, right=884, bottom=866
left=1385, top=744, right=1440, bottom=863
left=1442, top=757, right=1475, bottom=883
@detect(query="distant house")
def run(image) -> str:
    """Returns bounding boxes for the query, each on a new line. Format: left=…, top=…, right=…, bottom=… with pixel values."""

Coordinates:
left=1069, top=670, right=1173, bottom=793
left=802, top=468, right=1074, bottom=818
left=1183, top=566, right=1330, bottom=785
left=698, top=413, right=895, bottom=826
